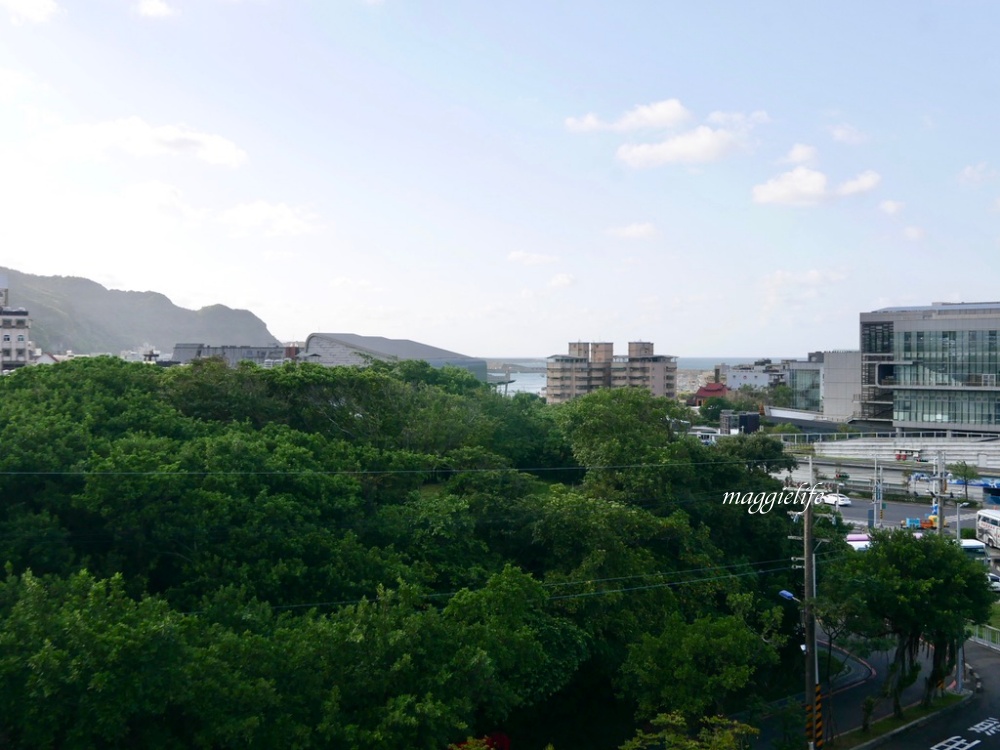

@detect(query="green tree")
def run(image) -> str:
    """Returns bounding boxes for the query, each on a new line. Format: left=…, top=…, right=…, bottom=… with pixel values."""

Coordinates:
left=768, top=384, right=794, bottom=409
left=0, top=570, right=190, bottom=749
left=619, top=712, right=758, bottom=750
left=698, top=397, right=735, bottom=425
left=947, top=460, right=981, bottom=504
left=823, top=530, right=994, bottom=715
left=555, top=388, right=696, bottom=501
left=619, top=609, right=779, bottom=721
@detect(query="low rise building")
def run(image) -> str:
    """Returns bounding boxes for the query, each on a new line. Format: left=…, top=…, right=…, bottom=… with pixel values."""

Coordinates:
left=691, top=382, right=729, bottom=407
left=719, top=352, right=862, bottom=421
left=302, top=333, right=487, bottom=381
left=720, top=409, right=760, bottom=434
left=0, top=275, right=37, bottom=371
left=171, top=343, right=297, bottom=368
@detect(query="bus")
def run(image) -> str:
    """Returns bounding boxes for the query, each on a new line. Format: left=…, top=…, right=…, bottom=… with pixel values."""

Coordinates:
left=975, top=508, right=1000, bottom=548
left=846, top=533, right=870, bottom=552
left=960, top=538, right=990, bottom=566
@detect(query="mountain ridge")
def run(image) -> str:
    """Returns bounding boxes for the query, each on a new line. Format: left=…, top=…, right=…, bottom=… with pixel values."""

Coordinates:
left=2, top=268, right=280, bottom=355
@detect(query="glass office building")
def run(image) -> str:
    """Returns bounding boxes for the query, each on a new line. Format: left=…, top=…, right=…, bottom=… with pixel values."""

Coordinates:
left=860, top=302, right=1000, bottom=432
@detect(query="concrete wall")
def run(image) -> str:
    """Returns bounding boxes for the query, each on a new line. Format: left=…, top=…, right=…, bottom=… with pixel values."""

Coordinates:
left=812, top=436, right=1000, bottom=470
left=822, top=350, right=862, bottom=420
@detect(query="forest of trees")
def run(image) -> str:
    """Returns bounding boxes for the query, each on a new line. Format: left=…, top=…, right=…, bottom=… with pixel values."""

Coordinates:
left=0, top=357, right=989, bottom=749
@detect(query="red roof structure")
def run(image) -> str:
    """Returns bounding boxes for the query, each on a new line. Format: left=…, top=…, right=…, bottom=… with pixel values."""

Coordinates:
left=693, top=382, right=729, bottom=406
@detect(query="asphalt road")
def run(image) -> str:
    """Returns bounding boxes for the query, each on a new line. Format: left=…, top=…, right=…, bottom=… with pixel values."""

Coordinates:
left=755, top=641, right=1000, bottom=749
left=835, top=498, right=978, bottom=534
left=875, top=641, right=1000, bottom=750
left=753, top=640, right=938, bottom=748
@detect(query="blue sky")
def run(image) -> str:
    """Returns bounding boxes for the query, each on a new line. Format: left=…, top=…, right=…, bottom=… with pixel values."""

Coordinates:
left=1, top=1, right=997, bottom=357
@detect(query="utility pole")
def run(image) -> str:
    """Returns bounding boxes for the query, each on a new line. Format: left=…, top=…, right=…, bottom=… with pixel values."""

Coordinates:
left=936, top=451, right=946, bottom=536
left=804, top=494, right=820, bottom=748
left=871, top=456, right=882, bottom=529
left=788, top=463, right=821, bottom=749
left=876, top=460, right=884, bottom=527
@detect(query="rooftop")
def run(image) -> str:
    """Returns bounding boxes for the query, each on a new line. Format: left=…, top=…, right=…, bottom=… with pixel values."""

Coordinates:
left=306, top=333, right=478, bottom=361
left=870, top=301, right=1000, bottom=314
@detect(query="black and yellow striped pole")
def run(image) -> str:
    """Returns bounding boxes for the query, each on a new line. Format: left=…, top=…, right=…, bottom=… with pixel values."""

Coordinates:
left=813, top=683, right=824, bottom=748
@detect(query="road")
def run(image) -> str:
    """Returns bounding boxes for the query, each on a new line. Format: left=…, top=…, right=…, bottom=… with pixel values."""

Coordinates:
left=781, top=456, right=987, bottom=502
left=755, top=641, right=1000, bottom=749
left=835, top=498, right=978, bottom=534
left=876, top=641, right=1000, bottom=750
left=753, top=640, right=938, bottom=748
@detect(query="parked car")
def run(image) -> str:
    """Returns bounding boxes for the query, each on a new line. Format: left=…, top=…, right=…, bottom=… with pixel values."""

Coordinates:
left=988, top=573, right=1000, bottom=593
left=817, top=493, right=852, bottom=507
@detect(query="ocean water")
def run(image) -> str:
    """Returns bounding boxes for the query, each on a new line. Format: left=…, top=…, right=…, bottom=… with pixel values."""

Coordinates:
left=493, top=371, right=546, bottom=396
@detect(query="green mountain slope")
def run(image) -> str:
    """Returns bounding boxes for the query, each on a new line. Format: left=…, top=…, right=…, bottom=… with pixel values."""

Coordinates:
left=2, top=268, right=280, bottom=355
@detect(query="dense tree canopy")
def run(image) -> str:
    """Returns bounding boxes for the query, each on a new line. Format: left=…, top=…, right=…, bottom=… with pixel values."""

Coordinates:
left=0, top=357, right=818, bottom=748
left=821, top=529, right=994, bottom=715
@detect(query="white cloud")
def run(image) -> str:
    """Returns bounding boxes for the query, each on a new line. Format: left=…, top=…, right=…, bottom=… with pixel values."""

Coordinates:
left=135, top=0, right=176, bottom=17
left=617, top=125, right=738, bottom=167
left=781, top=143, right=817, bottom=165
left=31, top=116, right=247, bottom=166
left=829, top=123, right=867, bottom=145
left=548, top=273, right=574, bottom=288
left=752, top=167, right=828, bottom=206
left=218, top=200, right=320, bottom=237
left=614, top=100, right=692, bottom=131
left=879, top=199, right=904, bottom=215
left=0, top=0, right=59, bottom=24
left=507, top=250, right=557, bottom=265
left=903, top=226, right=925, bottom=241
left=753, top=167, right=881, bottom=205
left=836, top=170, right=881, bottom=195
left=566, top=98, right=691, bottom=133
left=607, top=222, right=655, bottom=239
left=959, top=162, right=995, bottom=184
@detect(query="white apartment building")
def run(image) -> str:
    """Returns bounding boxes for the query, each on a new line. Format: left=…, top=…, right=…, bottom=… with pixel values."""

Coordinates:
left=0, top=277, right=36, bottom=371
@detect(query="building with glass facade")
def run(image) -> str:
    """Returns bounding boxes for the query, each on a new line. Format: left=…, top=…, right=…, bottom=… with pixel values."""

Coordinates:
left=860, top=302, right=1000, bottom=432
left=784, top=358, right=823, bottom=412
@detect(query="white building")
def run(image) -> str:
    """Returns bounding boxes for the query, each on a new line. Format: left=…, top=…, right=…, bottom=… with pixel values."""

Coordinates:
left=0, top=275, right=36, bottom=371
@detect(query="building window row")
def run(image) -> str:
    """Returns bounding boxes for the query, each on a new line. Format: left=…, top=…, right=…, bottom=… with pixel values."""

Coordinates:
left=894, top=391, right=1000, bottom=425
